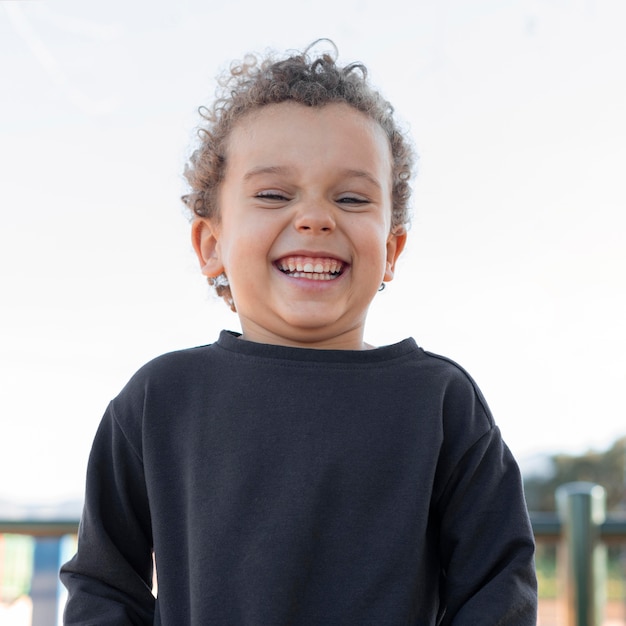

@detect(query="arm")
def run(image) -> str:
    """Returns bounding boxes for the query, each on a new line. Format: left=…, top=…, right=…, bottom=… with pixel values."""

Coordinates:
left=60, top=406, right=155, bottom=625
left=436, top=425, right=537, bottom=625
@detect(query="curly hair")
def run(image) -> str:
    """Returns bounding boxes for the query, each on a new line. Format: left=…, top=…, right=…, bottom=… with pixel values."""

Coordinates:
left=182, top=40, right=416, bottom=310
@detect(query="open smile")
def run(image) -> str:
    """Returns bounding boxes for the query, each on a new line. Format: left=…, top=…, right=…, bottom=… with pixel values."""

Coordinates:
left=275, top=255, right=346, bottom=281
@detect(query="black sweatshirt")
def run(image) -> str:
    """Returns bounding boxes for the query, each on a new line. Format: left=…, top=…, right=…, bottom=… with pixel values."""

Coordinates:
left=61, top=330, right=537, bottom=625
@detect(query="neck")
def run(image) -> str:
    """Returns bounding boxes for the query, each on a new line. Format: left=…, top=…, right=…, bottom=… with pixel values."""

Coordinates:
left=239, top=323, right=371, bottom=351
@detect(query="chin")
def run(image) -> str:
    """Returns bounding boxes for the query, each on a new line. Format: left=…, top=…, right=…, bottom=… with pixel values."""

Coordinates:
left=279, top=308, right=343, bottom=330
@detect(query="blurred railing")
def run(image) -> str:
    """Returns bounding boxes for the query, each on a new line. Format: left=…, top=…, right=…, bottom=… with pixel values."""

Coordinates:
left=533, top=482, right=626, bottom=626
left=0, top=520, right=78, bottom=626
left=1, top=483, right=626, bottom=626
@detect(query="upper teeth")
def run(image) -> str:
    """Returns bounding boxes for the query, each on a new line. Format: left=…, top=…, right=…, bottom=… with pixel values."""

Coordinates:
left=277, top=256, right=343, bottom=276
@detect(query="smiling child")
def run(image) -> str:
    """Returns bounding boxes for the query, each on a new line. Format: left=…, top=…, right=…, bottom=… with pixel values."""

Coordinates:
left=191, top=100, right=404, bottom=349
left=60, top=41, right=537, bottom=625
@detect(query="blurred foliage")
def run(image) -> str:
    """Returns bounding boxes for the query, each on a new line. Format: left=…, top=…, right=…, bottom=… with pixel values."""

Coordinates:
left=535, top=544, right=626, bottom=601
left=535, top=543, right=558, bottom=599
left=524, top=436, right=626, bottom=512
left=0, top=535, right=33, bottom=602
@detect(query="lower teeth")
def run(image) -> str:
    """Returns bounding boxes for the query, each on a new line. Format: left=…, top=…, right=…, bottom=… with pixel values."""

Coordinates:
left=286, top=271, right=338, bottom=280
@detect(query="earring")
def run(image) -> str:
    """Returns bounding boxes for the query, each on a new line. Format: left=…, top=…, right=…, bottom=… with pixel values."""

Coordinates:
left=378, top=283, right=386, bottom=292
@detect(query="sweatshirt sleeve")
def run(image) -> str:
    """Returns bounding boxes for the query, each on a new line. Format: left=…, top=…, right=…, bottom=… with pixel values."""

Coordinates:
left=60, top=399, right=155, bottom=625
left=434, top=368, right=537, bottom=625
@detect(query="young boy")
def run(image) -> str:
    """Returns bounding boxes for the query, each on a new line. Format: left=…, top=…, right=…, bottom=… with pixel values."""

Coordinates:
left=61, top=42, right=537, bottom=624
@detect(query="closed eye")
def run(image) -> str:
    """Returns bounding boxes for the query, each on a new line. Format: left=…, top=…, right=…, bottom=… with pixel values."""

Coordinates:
left=255, top=190, right=291, bottom=200
left=337, top=196, right=370, bottom=206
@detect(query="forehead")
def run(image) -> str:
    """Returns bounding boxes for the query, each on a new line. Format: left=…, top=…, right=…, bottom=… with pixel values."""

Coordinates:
left=224, top=101, right=393, bottom=178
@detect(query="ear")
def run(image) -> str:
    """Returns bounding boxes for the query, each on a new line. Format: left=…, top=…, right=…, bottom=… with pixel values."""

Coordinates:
left=191, top=218, right=225, bottom=278
left=383, top=228, right=407, bottom=282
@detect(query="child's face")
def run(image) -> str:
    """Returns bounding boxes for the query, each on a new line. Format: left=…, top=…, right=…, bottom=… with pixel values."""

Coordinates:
left=192, top=101, right=406, bottom=349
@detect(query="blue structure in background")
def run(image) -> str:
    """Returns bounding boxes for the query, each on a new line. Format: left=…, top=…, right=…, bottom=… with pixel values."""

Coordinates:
left=31, top=537, right=62, bottom=626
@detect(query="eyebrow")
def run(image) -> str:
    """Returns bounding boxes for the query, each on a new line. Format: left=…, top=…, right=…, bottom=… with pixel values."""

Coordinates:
left=242, top=165, right=292, bottom=182
left=242, top=165, right=384, bottom=189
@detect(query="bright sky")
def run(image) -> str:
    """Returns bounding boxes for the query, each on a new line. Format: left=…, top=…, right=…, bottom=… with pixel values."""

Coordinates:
left=1, top=0, right=625, bottom=505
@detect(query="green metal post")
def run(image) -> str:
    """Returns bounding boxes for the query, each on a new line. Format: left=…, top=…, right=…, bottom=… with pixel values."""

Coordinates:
left=556, top=482, right=607, bottom=626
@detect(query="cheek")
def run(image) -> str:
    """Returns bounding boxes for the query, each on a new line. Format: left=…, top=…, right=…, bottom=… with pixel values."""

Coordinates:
left=221, top=229, right=271, bottom=282
left=357, top=220, right=391, bottom=257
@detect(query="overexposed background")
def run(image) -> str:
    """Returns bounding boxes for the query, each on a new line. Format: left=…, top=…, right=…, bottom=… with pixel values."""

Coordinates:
left=1, top=0, right=625, bottom=505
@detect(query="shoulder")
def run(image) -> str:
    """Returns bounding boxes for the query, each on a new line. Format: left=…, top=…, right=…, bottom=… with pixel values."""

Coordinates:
left=137, top=343, right=215, bottom=378
left=107, top=342, right=223, bottom=418
left=405, top=347, right=497, bottom=456
left=422, top=350, right=492, bottom=415
left=102, top=343, right=223, bottom=446
left=402, top=346, right=492, bottom=415
left=125, top=343, right=215, bottom=389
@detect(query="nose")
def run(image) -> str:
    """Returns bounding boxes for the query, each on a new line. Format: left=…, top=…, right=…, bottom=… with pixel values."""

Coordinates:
left=293, top=200, right=336, bottom=234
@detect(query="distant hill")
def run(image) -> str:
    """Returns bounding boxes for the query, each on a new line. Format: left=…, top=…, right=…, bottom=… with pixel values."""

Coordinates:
left=518, top=452, right=555, bottom=479
left=523, top=436, right=626, bottom=512
left=0, top=497, right=82, bottom=520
